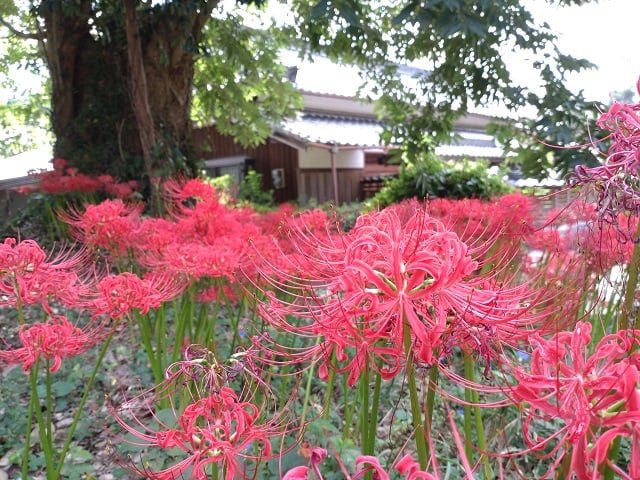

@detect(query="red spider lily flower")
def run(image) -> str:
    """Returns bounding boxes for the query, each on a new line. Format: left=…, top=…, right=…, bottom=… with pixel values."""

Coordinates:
left=171, top=197, right=261, bottom=247
left=506, top=321, right=640, bottom=479
left=280, top=444, right=329, bottom=480
left=59, top=199, right=143, bottom=256
left=132, top=217, right=181, bottom=261
left=110, top=387, right=274, bottom=480
left=284, top=448, right=391, bottom=480
left=51, top=158, right=69, bottom=171
left=352, top=456, right=390, bottom=480
left=108, top=344, right=300, bottom=479
left=148, top=241, right=242, bottom=281
left=531, top=200, right=637, bottom=275
left=429, top=193, right=535, bottom=253
left=590, top=392, right=640, bottom=480
left=250, top=203, right=562, bottom=386
left=0, top=315, right=107, bottom=372
left=103, top=180, right=138, bottom=199
left=0, top=238, right=91, bottom=312
left=396, top=455, right=438, bottom=480
left=91, top=271, right=184, bottom=319
left=196, top=283, right=238, bottom=304
left=133, top=179, right=262, bottom=282
left=108, top=350, right=296, bottom=480
left=39, top=167, right=102, bottom=195
left=570, top=79, right=640, bottom=237
left=162, top=177, right=220, bottom=206
left=11, top=184, right=39, bottom=195
left=27, top=160, right=138, bottom=198
left=282, top=465, right=309, bottom=480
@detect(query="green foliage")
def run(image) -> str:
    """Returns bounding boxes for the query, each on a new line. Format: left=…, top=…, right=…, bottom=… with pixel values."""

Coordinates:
left=1, top=0, right=603, bottom=183
left=368, top=152, right=512, bottom=209
left=0, top=192, right=70, bottom=245
left=295, top=198, right=363, bottom=232
left=489, top=50, right=607, bottom=180
left=0, top=1, right=51, bottom=157
left=295, top=0, right=601, bottom=170
left=238, top=169, right=275, bottom=208
left=192, top=8, right=302, bottom=148
left=204, top=172, right=237, bottom=200
left=330, top=201, right=363, bottom=232
left=0, top=366, right=30, bottom=457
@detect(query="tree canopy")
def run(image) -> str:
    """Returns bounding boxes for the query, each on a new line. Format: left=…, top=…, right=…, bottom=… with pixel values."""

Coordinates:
left=0, top=0, right=603, bottom=182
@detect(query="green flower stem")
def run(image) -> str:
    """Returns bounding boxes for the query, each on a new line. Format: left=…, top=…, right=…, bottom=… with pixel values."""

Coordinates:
left=402, top=322, right=428, bottom=469
left=322, top=357, right=337, bottom=420
left=43, top=197, right=62, bottom=242
left=53, top=332, right=114, bottom=479
left=29, top=363, right=54, bottom=479
left=620, top=220, right=640, bottom=330
left=299, top=337, right=321, bottom=429
left=463, top=359, right=473, bottom=462
left=556, top=451, right=571, bottom=479
left=155, top=305, right=167, bottom=369
left=172, top=292, right=194, bottom=364
left=603, top=437, right=621, bottom=480
left=229, top=301, right=244, bottom=353
left=342, top=374, right=357, bottom=442
left=194, top=299, right=213, bottom=347
left=17, top=297, right=31, bottom=480
left=136, top=311, right=164, bottom=386
left=14, top=283, right=25, bottom=325
left=464, top=354, right=492, bottom=479
left=590, top=283, right=621, bottom=346
left=21, top=390, right=36, bottom=480
left=44, top=364, right=54, bottom=463
left=367, top=365, right=383, bottom=457
left=426, top=364, right=438, bottom=458
left=360, top=359, right=370, bottom=455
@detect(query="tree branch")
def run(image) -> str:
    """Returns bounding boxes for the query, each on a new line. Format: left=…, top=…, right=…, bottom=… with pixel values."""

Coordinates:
left=0, top=16, right=40, bottom=40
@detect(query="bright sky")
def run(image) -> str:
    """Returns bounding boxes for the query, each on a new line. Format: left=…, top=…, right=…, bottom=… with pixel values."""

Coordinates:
left=277, top=0, right=640, bottom=105
left=5, top=0, right=639, bottom=104
left=527, top=0, right=640, bottom=102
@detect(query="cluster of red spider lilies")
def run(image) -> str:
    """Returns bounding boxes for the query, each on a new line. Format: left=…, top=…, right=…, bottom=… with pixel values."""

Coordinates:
left=3, top=90, right=640, bottom=480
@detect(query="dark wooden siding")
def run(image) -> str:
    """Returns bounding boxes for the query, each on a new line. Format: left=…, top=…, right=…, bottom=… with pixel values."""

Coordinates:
left=192, top=127, right=299, bottom=204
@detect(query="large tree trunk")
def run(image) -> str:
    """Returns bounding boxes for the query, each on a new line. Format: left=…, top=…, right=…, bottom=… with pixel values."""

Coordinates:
left=123, top=0, right=156, bottom=180
left=40, top=0, right=217, bottom=182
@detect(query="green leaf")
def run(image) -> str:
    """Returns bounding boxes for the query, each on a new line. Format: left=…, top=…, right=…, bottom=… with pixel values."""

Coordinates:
left=465, top=18, right=487, bottom=38
left=68, top=445, right=93, bottom=461
left=337, top=0, right=361, bottom=26
left=52, top=380, right=75, bottom=397
left=310, top=0, right=330, bottom=20
left=153, top=407, right=178, bottom=427
left=392, top=0, right=419, bottom=26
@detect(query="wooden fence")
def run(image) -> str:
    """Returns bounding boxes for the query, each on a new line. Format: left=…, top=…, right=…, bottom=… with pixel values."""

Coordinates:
left=297, top=169, right=362, bottom=204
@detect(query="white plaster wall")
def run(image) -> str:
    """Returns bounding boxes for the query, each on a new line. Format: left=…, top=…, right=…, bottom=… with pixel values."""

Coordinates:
left=298, top=147, right=364, bottom=169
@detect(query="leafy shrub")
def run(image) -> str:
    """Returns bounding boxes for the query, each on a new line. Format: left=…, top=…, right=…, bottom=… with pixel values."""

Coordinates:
left=238, top=169, right=274, bottom=209
left=296, top=198, right=364, bottom=232
left=331, top=202, right=363, bottom=232
left=367, top=152, right=512, bottom=209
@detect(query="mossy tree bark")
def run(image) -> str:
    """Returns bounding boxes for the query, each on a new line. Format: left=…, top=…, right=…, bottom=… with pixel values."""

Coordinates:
left=39, top=0, right=216, bottom=182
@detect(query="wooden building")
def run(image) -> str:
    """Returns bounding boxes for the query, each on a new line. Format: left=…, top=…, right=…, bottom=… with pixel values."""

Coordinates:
left=193, top=90, right=505, bottom=205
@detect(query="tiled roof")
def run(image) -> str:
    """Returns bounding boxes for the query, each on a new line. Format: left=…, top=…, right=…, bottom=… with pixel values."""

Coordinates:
left=279, top=113, right=384, bottom=148
left=277, top=113, right=504, bottom=160
left=437, top=131, right=504, bottom=160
